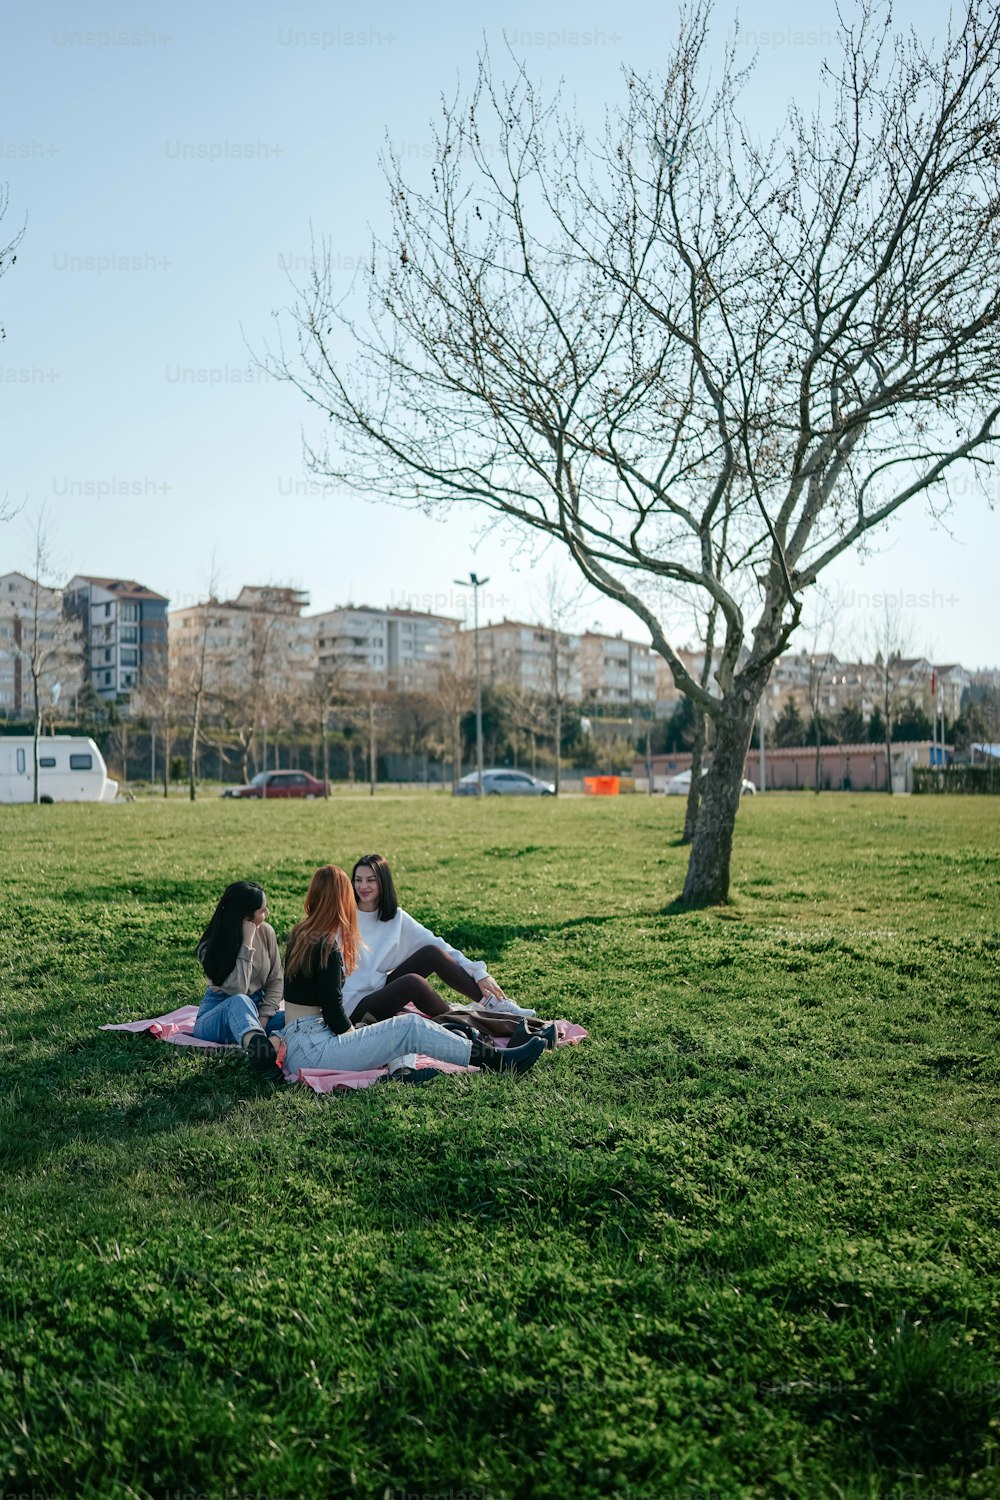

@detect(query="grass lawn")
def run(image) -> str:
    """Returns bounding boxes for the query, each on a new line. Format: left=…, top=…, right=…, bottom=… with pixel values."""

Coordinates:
left=1, top=792, right=998, bottom=1499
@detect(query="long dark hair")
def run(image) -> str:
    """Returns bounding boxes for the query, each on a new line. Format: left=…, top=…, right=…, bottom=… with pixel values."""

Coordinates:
left=197, top=881, right=266, bottom=985
left=351, top=853, right=398, bottom=921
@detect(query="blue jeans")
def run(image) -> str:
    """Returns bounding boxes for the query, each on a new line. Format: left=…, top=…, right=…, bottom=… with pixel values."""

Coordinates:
left=283, top=1012, right=472, bottom=1074
left=193, top=987, right=285, bottom=1046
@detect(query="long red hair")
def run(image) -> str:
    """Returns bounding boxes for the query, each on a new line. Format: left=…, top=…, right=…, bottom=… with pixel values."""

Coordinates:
left=284, top=865, right=360, bottom=979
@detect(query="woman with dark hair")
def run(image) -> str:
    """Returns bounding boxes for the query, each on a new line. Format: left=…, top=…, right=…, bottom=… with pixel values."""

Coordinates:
left=345, top=853, right=536, bottom=1027
left=193, top=881, right=284, bottom=1080
left=282, top=865, right=545, bottom=1077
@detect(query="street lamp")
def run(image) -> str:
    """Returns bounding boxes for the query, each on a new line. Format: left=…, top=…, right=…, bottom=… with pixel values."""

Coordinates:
left=454, top=571, right=489, bottom=795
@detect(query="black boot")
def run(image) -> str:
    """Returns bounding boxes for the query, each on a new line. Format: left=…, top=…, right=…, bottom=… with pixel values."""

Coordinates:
left=243, top=1030, right=284, bottom=1084
left=469, top=1034, right=545, bottom=1075
left=509, top=1019, right=559, bottom=1051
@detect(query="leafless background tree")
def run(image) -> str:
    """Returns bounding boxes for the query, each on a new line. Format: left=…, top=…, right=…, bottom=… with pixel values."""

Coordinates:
left=14, top=513, right=83, bottom=802
left=866, top=599, right=913, bottom=794
left=270, top=1, right=1000, bottom=901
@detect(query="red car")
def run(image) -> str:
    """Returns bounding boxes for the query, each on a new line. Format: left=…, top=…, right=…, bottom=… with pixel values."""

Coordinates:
left=222, top=771, right=328, bottom=799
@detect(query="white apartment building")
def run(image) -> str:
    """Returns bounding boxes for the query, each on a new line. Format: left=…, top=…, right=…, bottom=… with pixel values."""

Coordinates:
left=169, top=586, right=314, bottom=694
left=0, top=571, right=84, bottom=717
left=657, top=648, right=972, bottom=729
left=65, top=575, right=169, bottom=704
left=477, top=619, right=582, bottom=700
left=580, top=630, right=657, bottom=710
left=311, top=605, right=458, bottom=689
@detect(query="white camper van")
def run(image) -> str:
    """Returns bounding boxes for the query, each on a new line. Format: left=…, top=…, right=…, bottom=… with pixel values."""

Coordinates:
left=0, top=736, right=118, bottom=804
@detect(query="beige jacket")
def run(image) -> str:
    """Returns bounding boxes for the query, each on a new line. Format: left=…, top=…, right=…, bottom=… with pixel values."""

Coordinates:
left=216, top=923, right=283, bottom=1020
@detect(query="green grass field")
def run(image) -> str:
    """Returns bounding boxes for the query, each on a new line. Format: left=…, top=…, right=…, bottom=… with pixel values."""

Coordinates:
left=1, top=793, right=998, bottom=1500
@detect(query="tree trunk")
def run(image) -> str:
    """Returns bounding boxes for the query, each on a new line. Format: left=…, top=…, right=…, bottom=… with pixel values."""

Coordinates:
left=189, top=694, right=202, bottom=802
left=554, top=698, right=562, bottom=795
left=162, top=724, right=171, bottom=797
left=682, top=709, right=707, bottom=844
left=369, top=700, right=377, bottom=797
left=681, top=693, right=756, bottom=906
left=321, top=719, right=330, bottom=797
left=814, top=717, right=822, bottom=794
left=884, top=728, right=894, bottom=794
left=32, top=677, right=41, bottom=805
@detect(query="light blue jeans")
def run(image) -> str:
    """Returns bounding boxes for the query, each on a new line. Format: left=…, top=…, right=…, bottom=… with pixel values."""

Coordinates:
left=283, top=1012, right=473, bottom=1074
left=193, top=987, right=285, bottom=1046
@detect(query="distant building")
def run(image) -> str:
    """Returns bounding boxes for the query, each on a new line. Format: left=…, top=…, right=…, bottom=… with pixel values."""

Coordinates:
left=65, top=575, right=169, bottom=705
left=169, top=585, right=314, bottom=693
left=310, top=605, right=458, bottom=690
left=0, top=571, right=84, bottom=717
left=580, top=630, right=656, bottom=711
left=476, top=618, right=582, bottom=700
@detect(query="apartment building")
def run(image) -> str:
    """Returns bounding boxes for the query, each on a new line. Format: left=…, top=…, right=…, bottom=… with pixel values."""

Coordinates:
left=0, top=571, right=84, bottom=716
left=476, top=619, right=582, bottom=700
left=65, top=575, right=169, bottom=704
left=168, top=585, right=314, bottom=693
left=311, top=605, right=458, bottom=689
left=657, top=646, right=972, bottom=729
left=579, top=630, right=657, bottom=711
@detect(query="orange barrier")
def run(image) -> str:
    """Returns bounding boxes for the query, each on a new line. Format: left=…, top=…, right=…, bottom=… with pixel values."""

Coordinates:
left=583, top=775, right=620, bottom=796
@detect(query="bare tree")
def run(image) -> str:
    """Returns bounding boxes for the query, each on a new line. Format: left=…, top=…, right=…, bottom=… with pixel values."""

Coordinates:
left=534, top=571, right=581, bottom=795
left=802, top=594, right=841, bottom=793
left=392, top=689, right=443, bottom=782
left=13, top=515, right=83, bottom=802
left=434, top=629, right=475, bottom=787
left=303, top=659, right=350, bottom=796
left=170, top=583, right=223, bottom=802
left=270, top=3, right=1000, bottom=903
left=133, top=647, right=174, bottom=797
left=0, top=192, right=25, bottom=528
left=866, top=600, right=912, bottom=794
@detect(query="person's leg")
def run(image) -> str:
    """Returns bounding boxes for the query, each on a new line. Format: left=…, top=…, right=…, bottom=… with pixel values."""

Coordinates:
left=193, top=989, right=263, bottom=1045
left=350, top=971, right=453, bottom=1025
left=385, top=944, right=483, bottom=1004
left=284, top=1012, right=544, bottom=1077
left=286, top=1012, right=472, bottom=1072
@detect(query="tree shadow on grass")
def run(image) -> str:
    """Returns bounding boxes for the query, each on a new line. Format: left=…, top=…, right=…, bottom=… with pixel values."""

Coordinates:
left=413, top=911, right=619, bottom=966
left=0, top=1032, right=276, bottom=1177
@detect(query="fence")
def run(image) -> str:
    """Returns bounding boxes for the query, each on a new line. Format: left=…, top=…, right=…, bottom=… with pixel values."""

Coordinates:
left=912, top=765, right=999, bottom=795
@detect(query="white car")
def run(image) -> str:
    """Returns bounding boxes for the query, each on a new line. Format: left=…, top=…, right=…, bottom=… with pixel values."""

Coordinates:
left=664, top=768, right=756, bottom=796
left=453, top=768, right=556, bottom=796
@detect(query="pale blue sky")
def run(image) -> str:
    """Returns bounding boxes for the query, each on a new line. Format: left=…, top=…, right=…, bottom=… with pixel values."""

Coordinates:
left=3, top=0, right=996, bottom=667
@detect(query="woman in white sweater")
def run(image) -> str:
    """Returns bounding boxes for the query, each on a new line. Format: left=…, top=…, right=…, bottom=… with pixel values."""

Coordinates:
left=345, top=853, right=533, bottom=1025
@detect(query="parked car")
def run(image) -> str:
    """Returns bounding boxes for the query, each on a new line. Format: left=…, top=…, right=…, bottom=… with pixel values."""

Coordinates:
left=453, top=768, right=556, bottom=796
left=663, top=768, right=757, bottom=796
left=222, top=770, right=328, bottom=799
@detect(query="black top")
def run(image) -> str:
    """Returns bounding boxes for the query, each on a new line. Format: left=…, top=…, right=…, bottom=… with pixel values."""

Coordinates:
left=284, top=944, right=351, bottom=1035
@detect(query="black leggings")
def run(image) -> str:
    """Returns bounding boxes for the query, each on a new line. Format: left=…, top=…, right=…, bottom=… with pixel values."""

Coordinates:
left=349, top=944, right=483, bottom=1024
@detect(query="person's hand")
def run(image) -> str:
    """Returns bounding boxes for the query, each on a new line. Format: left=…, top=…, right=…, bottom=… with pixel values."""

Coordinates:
left=241, top=918, right=257, bottom=949
left=478, top=975, right=508, bottom=1002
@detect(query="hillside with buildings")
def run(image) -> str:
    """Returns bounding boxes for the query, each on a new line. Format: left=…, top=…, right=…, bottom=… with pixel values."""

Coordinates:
left=2, top=569, right=997, bottom=786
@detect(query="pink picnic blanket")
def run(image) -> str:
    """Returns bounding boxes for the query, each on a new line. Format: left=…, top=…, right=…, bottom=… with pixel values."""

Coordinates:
left=102, top=1005, right=588, bottom=1094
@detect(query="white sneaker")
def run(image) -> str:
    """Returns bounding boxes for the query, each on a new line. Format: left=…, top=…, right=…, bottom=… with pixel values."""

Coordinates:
left=480, top=996, right=537, bottom=1018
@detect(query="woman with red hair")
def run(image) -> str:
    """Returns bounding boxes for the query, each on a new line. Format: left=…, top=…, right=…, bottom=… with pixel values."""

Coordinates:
left=281, top=866, right=545, bottom=1078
